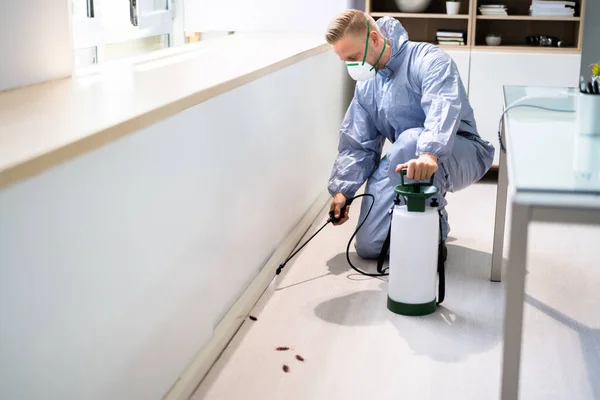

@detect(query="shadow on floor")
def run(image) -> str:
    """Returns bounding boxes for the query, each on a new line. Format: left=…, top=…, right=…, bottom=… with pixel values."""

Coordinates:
left=314, top=289, right=389, bottom=326
left=525, top=294, right=600, bottom=399
left=326, top=251, right=379, bottom=276
left=446, top=243, right=509, bottom=280
left=275, top=250, right=370, bottom=291
left=314, top=245, right=504, bottom=362
left=275, top=272, right=333, bottom=291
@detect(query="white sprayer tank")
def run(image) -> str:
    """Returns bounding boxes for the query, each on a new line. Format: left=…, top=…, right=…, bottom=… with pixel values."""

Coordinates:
left=387, top=170, right=440, bottom=316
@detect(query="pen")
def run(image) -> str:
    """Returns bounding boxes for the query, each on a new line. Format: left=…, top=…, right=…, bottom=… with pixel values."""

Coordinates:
left=587, top=81, right=594, bottom=94
left=594, top=80, right=599, bottom=95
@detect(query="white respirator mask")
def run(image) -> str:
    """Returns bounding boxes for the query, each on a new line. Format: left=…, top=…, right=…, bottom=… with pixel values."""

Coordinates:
left=346, top=18, right=387, bottom=81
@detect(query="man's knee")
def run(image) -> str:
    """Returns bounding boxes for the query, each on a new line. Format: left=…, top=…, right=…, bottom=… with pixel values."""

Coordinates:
left=445, top=135, right=495, bottom=192
left=386, top=128, right=423, bottom=186
left=386, top=128, right=421, bottom=162
left=353, top=208, right=389, bottom=260
left=355, top=238, right=382, bottom=260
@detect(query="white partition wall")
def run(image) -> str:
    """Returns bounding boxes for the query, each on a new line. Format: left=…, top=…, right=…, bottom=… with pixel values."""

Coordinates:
left=0, top=50, right=345, bottom=400
left=469, top=52, right=581, bottom=165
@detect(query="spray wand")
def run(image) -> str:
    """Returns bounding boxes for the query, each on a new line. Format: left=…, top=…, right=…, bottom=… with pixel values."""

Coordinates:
left=275, top=194, right=383, bottom=277
left=275, top=205, right=347, bottom=275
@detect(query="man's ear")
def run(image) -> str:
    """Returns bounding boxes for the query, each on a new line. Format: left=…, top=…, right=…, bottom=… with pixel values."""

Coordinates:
left=370, top=30, right=379, bottom=46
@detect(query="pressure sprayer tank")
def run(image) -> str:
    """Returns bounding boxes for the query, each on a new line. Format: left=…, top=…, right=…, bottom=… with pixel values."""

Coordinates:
left=388, top=170, right=440, bottom=316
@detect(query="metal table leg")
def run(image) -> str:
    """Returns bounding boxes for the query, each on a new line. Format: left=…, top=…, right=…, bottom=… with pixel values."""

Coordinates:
left=500, top=202, right=531, bottom=400
left=491, top=149, right=508, bottom=282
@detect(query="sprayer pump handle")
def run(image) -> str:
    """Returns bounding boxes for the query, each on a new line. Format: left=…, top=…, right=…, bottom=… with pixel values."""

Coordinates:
left=399, top=168, right=435, bottom=187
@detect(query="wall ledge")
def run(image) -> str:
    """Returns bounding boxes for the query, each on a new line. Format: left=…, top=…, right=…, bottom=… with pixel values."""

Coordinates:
left=0, top=34, right=329, bottom=190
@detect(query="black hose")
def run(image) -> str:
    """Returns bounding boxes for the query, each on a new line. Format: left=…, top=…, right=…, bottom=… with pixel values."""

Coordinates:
left=343, top=194, right=389, bottom=277
left=437, top=209, right=445, bottom=305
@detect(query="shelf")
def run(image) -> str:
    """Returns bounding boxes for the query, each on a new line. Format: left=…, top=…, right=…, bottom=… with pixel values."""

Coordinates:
left=437, top=45, right=470, bottom=51
left=477, top=15, right=581, bottom=21
left=472, top=45, right=581, bottom=54
left=425, top=42, right=470, bottom=50
left=370, top=12, right=470, bottom=19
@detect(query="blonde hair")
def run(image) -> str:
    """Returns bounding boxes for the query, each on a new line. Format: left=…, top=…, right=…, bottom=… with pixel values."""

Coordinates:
left=325, top=9, right=377, bottom=45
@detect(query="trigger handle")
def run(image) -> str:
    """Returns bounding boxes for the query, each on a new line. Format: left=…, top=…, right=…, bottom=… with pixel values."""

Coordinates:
left=329, top=204, right=347, bottom=223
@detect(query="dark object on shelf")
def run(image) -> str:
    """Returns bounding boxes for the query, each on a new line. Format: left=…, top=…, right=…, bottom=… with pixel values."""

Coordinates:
left=525, top=35, right=565, bottom=47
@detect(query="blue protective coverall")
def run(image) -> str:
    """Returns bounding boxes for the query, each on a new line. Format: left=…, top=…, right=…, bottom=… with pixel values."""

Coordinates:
left=327, top=17, right=495, bottom=259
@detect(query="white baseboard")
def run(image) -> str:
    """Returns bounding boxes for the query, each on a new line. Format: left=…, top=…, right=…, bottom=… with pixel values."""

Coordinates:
left=163, top=189, right=331, bottom=400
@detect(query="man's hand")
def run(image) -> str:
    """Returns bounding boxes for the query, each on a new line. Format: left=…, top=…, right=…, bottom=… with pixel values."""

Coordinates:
left=330, top=193, right=349, bottom=226
left=395, top=153, right=439, bottom=181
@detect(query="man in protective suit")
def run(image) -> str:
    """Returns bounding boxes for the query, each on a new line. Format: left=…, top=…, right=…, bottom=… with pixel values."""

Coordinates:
left=326, top=10, right=495, bottom=260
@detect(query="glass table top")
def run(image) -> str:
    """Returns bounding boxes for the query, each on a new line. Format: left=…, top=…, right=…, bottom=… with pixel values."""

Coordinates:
left=503, top=85, right=600, bottom=195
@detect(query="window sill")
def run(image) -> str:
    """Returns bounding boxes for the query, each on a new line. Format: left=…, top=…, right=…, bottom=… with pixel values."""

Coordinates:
left=0, top=33, right=329, bottom=190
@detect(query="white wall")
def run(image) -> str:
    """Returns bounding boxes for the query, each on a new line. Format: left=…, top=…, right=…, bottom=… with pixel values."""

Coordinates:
left=0, top=0, right=73, bottom=92
left=184, top=0, right=358, bottom=33
left=0, top=50, right=345, bottom=399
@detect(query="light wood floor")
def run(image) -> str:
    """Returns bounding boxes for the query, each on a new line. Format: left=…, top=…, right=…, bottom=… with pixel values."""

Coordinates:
left=192, top=183, right=600, bottom=400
